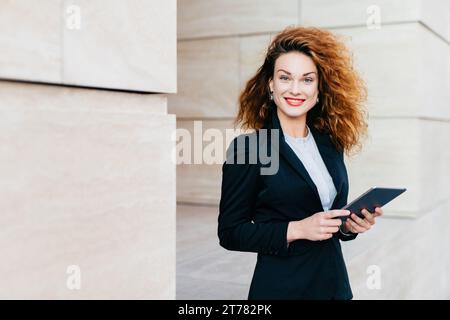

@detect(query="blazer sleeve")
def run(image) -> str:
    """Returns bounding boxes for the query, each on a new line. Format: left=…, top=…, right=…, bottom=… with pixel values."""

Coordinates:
left=218, top=136, right=291, bottom=256
left=338, top=226, right=358, bottom=241
left=336, top=150, right=358, bottom=242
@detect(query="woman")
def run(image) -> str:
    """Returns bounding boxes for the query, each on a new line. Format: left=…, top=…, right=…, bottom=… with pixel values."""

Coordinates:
left=218, top=26, right=383, bottom=300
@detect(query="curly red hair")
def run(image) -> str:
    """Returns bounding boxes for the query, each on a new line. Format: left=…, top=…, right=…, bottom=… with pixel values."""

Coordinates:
left=236, top=26, right=368, bottom=155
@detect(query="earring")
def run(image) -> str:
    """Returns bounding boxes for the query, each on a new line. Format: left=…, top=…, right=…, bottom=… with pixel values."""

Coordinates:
left=270, top=91, right=273, bottom=100
left=317, top=97, right=319, bottom=103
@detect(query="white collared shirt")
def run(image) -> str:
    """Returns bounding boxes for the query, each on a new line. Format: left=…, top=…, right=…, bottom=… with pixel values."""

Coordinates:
left=284, top=125, right=337, bottom=211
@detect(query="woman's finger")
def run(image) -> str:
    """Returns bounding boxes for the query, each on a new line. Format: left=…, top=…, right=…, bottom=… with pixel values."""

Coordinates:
left=348, top=219, right=365, bottom=233
left=374, top=207, right=383, bottom=216
left=350, top=213, right=371, bottom=230
left=361, top=209, right=375, bottom=225
left=344, top=220, right=353, bottom=233
left=372, top=212, right=382, bottom=218
left=325, top=210, right=351, bottom=219
left=320, top=217, right=343, bottom=227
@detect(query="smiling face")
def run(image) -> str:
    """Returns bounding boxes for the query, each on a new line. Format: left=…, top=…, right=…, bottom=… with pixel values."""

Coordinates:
left=269, top=51, right=319, bottom=121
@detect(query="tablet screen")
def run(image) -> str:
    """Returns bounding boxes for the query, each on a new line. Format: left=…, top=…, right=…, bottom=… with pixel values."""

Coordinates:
left=341, top=187, right=406, bottom=220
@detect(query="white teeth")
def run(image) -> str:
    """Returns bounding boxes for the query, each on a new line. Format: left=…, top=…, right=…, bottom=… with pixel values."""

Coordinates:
left=285, top=98, right=304, bottom=105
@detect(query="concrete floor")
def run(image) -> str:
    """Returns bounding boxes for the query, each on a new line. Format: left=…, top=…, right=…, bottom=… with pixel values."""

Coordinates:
left=175, top=203, right=391, bottom=300
left=175, top=203, right=395, bottom=300
left=179, top=202, right=450, bottom=301
left=176, top=204, right=257, bottom=299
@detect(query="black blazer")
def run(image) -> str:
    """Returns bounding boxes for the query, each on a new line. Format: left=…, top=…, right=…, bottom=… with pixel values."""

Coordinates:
left=218, top=104, right=358, bottom=300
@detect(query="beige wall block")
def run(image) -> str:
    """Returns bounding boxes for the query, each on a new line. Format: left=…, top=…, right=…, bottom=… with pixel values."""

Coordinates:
left=0, top=81, right=168, bottom=114
left=0, top=0, right=61, bottom=82
left=168, top=38, right=240, bottom=118
left=0, top=81, right=175, bottom=299
left=178, top=163, right=223, bottom=205
left=178, top=0, right=299, bottom=40
left=63, top=0, right=176, bottom=93
left=419, top=24, right=450, bottom=120
left=239, top=34, right=274, bottom=90
left=345, top=119, right=420, bottom=218
left=419, top=119, right=450, bottom=212
left=339, top=23, right=450, bottom=120
left=176, top=119, right=247, bottom=205
left=346, top=118, right=450, bottom=219
left=341, top=23, right=420, bottom=118
left=421, top=0, right=450, bottom=43
left=301, top=0, right=450, bottom=43
left=301, top=0, right=420, bottom=28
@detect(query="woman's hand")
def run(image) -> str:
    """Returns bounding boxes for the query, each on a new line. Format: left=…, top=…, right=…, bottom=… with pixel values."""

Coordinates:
left=342, top=207, right=383, bottom=234
left=288, top=209, right=351, bottom=242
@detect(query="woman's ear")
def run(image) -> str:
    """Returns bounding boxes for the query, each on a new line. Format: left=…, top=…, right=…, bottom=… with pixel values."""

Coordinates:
left=269, top=79, right=273, bottom=92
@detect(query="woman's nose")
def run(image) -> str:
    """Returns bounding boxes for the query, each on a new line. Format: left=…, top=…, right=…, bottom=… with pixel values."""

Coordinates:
left=290, top=80, right=301, bottom=95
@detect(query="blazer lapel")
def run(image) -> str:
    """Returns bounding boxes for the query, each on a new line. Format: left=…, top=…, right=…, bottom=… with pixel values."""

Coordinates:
left=267, top=106, right=344, bottom=210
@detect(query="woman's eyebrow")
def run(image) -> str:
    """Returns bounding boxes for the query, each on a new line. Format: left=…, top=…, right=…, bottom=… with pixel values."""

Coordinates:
left=277, top=69, right=316, bottom=76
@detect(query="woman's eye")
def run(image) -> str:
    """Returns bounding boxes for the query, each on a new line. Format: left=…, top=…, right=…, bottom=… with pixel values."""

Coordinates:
left=304, top=78, right=314, bottom=84
left=280, top=76, right=289, bottom=81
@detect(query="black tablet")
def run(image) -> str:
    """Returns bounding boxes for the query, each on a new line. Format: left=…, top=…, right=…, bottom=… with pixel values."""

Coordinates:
left=340, top=186, right=407, bottom=221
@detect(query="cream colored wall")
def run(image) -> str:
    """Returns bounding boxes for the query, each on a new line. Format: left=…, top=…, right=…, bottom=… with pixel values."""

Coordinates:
left=175, top=0, right=450, bottom=298
left=0, top=0, right=176, bottom=299
left=0, top=0, right=176, bottom=93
